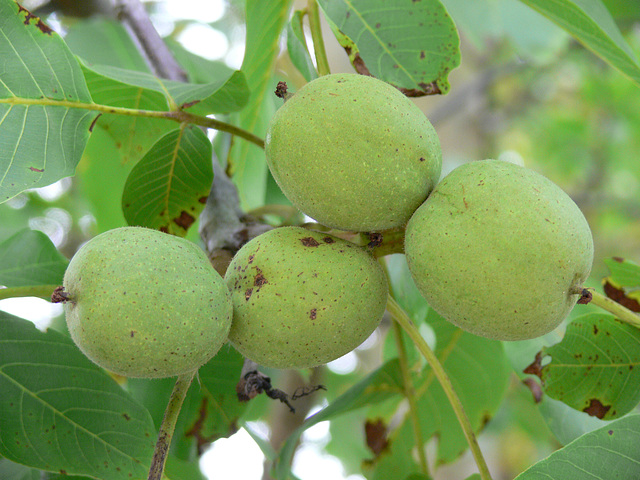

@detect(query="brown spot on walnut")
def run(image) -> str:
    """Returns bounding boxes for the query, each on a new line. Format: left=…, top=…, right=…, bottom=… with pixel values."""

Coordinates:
left=254, top=272, right=268, bottom=287
left=245, top=288, right=253, bottom=301
left=301, top=237, right=320, bottom=247
left=323, top=237, right=335, bottom=244
left=309, top=308, right=317, bottom=320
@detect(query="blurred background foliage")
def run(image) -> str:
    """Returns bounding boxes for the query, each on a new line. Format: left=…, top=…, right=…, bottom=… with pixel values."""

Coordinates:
left=1, top=1, right=640, bottom=479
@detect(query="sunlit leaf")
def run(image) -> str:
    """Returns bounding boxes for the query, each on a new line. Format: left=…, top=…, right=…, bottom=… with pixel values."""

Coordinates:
left=604, top=257, right=640, bottom=288
left=80, top=61, right=249, bottom=116
left=0, top=229, right=67, bottom=287
left=514, top=414, right=640, bottom=479
left=318, top=0, right=461, bottom=95
left=0, top=1, right=96, bottom=203
left=518, top=0, right=640, bottom=85
left=122, top=126, right=213, bottom=236
left=0, top=312, right=155, bottom=479
left=533, top=313, right=640, bottom=420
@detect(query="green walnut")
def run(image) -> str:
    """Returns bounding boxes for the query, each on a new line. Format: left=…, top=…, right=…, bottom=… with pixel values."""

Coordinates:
left=63, top=227, right=232, bottom=378
left=224, top=227, right=388, bottom=369
left=265, top=73, right=442, bottom=232
left=404, top=160, right=594, bottom=341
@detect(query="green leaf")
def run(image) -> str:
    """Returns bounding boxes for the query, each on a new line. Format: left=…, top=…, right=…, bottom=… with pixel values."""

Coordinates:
left=518, top=0, right=640, bottom=86
left=286, top=11, right=319, bottom=82
left=318, top=0, right=461, bottom=94
left=604, top=257, right=640, bottom=287
left=80, top=61, right=249, bottom=116
left=64, top=19, right=150, bottom=72
left=228, top=0, right=293, bottom=210
left=127, top=345, right=245, bottom=460
left=122, top=126, right=213, bottom=236
left=166, top=39, right=237, bottom=85
left=536, top=313, right=640, bottom=420
left=0, top=229, right=68, bottom=287
left=0, top=312, right=155, bottom=479
left=514, top=414, right=640, bottom=479
left=406, top=310, right=510, bottom=463
left=0, top=1, right=96, bottom=203
left=274, top=359, right=405, bottom=480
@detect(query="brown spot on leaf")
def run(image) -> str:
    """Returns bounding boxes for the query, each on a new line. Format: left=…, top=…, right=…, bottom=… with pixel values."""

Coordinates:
left=198, top=196, right=208, bottom=204
left=159, top=226, right=169, bottom=233
left=523, top=351, right=543, bottom=378
left=420, top=51, right=426, bottom=59
left=18, top=5, right=53, bottom=35
left=399, top=81, right=442, bottom=97
left=29, top=166, right=44, bottom=173
left=612, top=257, right=624, bottom=263
left=123, top=413, right=131, bottom=421
left=130, top=331, right=135, bottom=338
left=365, top=419, right=389, bottom=457
left=603, top=280, right=640, bottom=312
left=593, top=324, right=599, bottom=335
left=583, top=398, right=610, bottom=419
left=344, top=46, right=372, bottom=77
left=174, top=211, right=195, bottom=230
left=301, top=237, right=320, bottom=247
left=608, top=430, right=614, bottom=435
left=309, top=308, right=317, bottom=320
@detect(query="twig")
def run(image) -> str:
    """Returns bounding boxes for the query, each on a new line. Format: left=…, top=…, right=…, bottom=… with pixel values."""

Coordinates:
left=114, top=0, right=187, bottom=81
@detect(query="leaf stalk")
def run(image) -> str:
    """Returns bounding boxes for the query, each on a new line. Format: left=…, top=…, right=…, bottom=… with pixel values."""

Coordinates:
left=0, top=97, right=264, bottom=149
left=148, top=370, right=196, bottom=480
left=386, top=296, right=494, bottom=480
left=587, top=288, right=640, bottom=328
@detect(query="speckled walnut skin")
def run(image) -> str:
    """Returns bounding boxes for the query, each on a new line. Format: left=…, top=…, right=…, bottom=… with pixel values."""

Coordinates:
left=63, top=227, right=232, bottom=378
left=265, top=73, right=442, bottom=232
left=224, top=227, right=389, bottom=369
left=405, top=160, right=594, bottom=341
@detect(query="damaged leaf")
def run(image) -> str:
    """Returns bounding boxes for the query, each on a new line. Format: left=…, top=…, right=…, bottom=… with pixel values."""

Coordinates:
left=525, top=313, right=640, bottom=420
